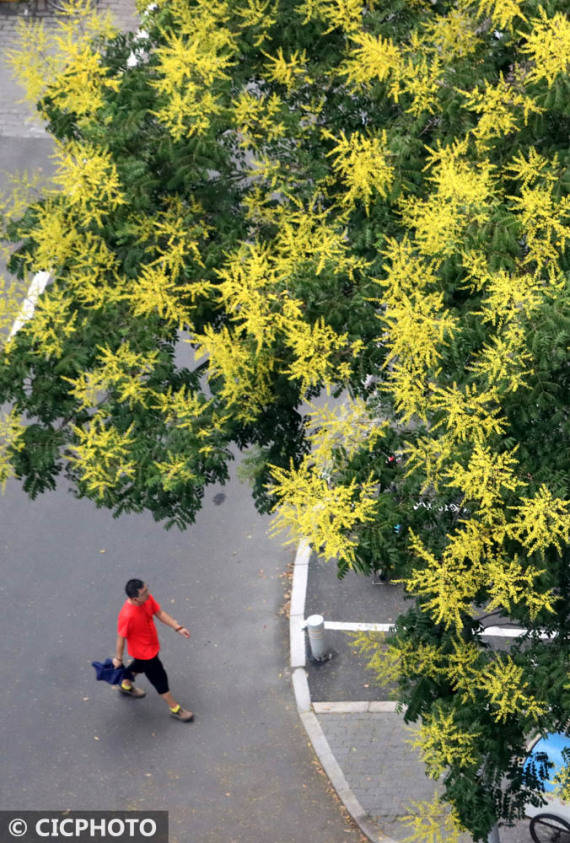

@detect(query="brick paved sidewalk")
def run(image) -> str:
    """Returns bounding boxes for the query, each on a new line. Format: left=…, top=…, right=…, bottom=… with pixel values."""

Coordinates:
left=317, top=709, right=438, bottom=842
left=316, top=709, right=531, bottom=843
left=298, top=547, right=536, bottom=843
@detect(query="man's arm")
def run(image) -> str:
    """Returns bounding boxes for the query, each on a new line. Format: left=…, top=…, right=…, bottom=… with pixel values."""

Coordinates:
left=155, top=609, right=190, bottom=639
left=113, top=635, right=126, bottom=667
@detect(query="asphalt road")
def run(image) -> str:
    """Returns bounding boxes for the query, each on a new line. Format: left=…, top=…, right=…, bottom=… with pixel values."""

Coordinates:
left=0, top=464, right=367, bottom=843
left=0, top=131, right=368, bottom=840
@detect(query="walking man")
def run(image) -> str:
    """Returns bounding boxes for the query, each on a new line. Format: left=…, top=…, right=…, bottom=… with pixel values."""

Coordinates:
left=112, top=579, right=194, bottom=722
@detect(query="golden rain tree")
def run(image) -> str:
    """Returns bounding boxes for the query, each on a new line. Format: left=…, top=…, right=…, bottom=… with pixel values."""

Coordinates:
left=1, top=0, right=570, bottom=838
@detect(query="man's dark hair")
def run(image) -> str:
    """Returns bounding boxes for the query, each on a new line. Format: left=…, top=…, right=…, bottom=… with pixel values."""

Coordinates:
left=125, top=578, right=144, bottom=598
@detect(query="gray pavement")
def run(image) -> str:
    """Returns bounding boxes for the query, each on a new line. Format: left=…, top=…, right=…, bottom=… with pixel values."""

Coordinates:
left=0, top=470, right=364, bottom=842
left=300, top=551, right=534, bottom=843
left=0, top=3, right=363, bottom=842
left=305, top=552, right=405, bottom=704
left=318, top=712, right=438, bottom=841
left=315, top=710, right=530, bottom=843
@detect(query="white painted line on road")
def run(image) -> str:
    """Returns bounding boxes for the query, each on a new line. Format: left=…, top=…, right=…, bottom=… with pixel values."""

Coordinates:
left=9, top=270, right=50, bottom=338
left=483, top=626, right=528, bottom=637
left=322, top=620, right=552, bottom=640
left=482, top=626, right=553, bottom=639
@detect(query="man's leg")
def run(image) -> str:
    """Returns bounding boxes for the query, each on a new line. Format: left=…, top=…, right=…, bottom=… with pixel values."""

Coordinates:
left=120, top=661, right=146, bottom=698
left=147, top=657, right=193, bottom=721
left=121, top=671, right=138, bottom=689
left=160, top=691, right=193, bottom=722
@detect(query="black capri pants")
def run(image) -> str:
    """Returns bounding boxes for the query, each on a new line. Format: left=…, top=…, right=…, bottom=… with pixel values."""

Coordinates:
left=126, top=654, right=169, bottom=695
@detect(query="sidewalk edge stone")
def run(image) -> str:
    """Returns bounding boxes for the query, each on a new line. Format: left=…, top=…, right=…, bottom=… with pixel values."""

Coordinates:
left=290, top=613, right=306, bottom=669
left=298, top=710, right=395, bottom=843
left=292, top=667, right=311, bottom=713
left=290, top=540, right=400, bottom=843
left=289, top=540, right=310, bottom=617
left=290, top=540, right=309, bottom=669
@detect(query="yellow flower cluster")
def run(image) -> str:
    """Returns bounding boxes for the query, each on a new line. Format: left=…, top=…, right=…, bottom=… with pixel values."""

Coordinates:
left=64, top=343, right=159, bottom=410
left=0, top=276, right=29, bottom=351
left=305, top=398, right=387, bottom=467
left=421, top=9, right=481, bottom=60
left=375, top=237, right=455, bottom=420
left=430, top=383, right=505, bottom=443
left=400, top=139, right=496, bottom=257
left=232, top=91, right=286, bottom=148
left=521, top=8, right=570, bottom=88
left=296, top=0, right=366, bottom=32
left=402, top=796, right=464, bottom=843
left=25, top=284, right=78, bottom=358
left=508, top=486, right=570, bottom=556
left=192, top=324, right=276, bottom=422
left=459, top=74, right=543, bottom=149
left=475, top=0, right=527, bottom=31
left=467, top=331, right=533, bottom=393
left=446, top=444, right=522, bottom=519
left=152, top=386, right=222, bottom=432
left=52, top=142, right=125, bottom=228
left=281, top=311, right=359, bottom=391
left=0, top=410, right=26, bottom=491
left=152, top=455, right=197, bottom=492
left=324, top=130, right=394, bottom=213
left=273, top=207, right=369, bottom=279
left=235, top=0, right=277, bottom=45
left=151, top=0, right=237, bottom=139
left=263, top=48, right=310, bottom=91
left=477, top=657, right=546, bottom=722
left=343, top=30, right=444, bottom=116
left=411, top=708, right=481, bottom=778
left=508, top=185, right=570, bottom=272
left=394, top=50, right=444, bottom=117
left=68, top=416, right=135, bottom=499
left=6, top=0, right=117, bottom=122
left=270, top=459, right=377, bottom=564
left=342, top=32, right=402, bottom=86
left=404, top=522, right=555, bottom=633
left=128, top=264, right=189, bottom=327
left=504, top=147, right=560, bottom=189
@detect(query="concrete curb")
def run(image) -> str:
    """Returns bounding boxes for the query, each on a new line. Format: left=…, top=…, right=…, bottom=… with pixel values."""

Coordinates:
left=289, top=541, right=399, bottom=843
left=314, top=701, right=401, bottom=714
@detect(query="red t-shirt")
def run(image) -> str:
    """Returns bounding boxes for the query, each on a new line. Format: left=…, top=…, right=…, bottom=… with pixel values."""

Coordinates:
left=117, top=593, right=161, bottom=659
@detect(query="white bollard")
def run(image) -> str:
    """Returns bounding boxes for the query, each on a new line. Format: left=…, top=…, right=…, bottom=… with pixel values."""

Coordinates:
left=307, top=614, right=328, bottom=661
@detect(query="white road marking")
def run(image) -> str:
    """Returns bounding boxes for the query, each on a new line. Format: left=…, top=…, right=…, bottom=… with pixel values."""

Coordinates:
left=321, top=620, right=553, bottom=639
left=9, top=270, right=50, bottom=338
